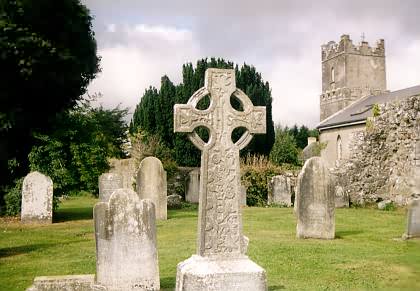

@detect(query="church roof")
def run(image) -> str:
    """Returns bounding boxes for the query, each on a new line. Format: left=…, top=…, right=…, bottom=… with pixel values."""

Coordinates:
left=317, top=85, right=420, bottom=130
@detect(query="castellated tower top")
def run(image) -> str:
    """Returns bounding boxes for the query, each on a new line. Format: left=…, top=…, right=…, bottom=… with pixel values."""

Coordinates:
left=319, top=34, right=387, bottom=121
left=322, top=34, right=385, bottom=62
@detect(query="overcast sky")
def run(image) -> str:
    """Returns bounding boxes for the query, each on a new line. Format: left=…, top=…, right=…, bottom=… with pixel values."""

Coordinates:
left=82, top=0, right=420, bottom=128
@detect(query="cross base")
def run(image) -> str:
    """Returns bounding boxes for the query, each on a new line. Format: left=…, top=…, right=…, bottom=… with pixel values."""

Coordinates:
left=175, top=255, right=267, bottom=291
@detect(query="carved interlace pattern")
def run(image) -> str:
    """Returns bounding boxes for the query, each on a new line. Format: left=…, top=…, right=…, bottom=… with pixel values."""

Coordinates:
left=174, top=69, right=266, bottom=257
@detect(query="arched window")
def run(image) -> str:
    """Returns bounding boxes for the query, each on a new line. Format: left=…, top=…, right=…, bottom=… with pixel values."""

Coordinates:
left=337, top=135, right=342, bottom=161
left=331, top=67, right=335, bottom=83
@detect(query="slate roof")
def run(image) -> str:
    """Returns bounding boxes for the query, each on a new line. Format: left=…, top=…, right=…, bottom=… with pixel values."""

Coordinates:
left=317, top=85, right=420, bottom=130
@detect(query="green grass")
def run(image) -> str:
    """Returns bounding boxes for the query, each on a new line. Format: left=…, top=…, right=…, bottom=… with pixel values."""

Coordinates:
left=1, top=196, right=419, bottom=290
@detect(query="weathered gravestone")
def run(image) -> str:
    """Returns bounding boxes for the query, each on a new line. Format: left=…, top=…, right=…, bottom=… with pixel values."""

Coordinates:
left=98, top=173, right=123, bottom=202
left=334, top=185, right=349, bottom=208
left=26, top=188, right=160, bottom=291
left=268, top=175, right=293, bottom=207
left=186, top=168, right=200, bottom=203
left=403, top=196, right=420, bottom=239
left=240, top=185, right=247, bottom=206
left=21, top=171, right=53, bottom=224
left=295, top=157, right=335, bottom=239
left=136, top=157, right=167, bottom=220
left=174, top=68, right=267, bottom=290
left=94, top=188, right=160, bottom=290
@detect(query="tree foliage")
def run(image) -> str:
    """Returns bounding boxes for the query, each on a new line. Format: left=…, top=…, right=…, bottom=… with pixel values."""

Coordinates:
left=29, top=100, right=128, bottom=197
left=2, top=99, right=128, bottom=215
left=269, top=125, right=300, bottom=166
left=130, top=58, right=275, bottom=166
left=0, top=0, right=100, bottom=205
left=284, top=124, right=319, bottom=150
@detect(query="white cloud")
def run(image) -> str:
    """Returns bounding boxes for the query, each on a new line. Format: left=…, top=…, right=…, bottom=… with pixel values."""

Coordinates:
left=87, top=24, right=201, bottom=114
left=387, top=40, right=420, bottom=90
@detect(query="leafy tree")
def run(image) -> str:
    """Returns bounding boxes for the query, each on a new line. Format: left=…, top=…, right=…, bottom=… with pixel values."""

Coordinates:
left=0, top=100, right=129, bottom=215
left=0, top=0, right=100, bottom=205
left=130, top=58, right=275, bottom=166
left=269, top=125, right=300, bottom=166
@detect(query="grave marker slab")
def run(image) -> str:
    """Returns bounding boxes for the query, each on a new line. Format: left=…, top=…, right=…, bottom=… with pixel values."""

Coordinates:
left=403, top=198, right=420, bottom=239
left=295, top=157, right=335, bottom=239
left=21, top=171, right=53, bottom=224
left=174, top=68, right=267, bottom=290
left=186, top=168, right=200, bottom=203
left=268, top=175, right=293, bottom=207
left=94, top=189, right=160, bottom=290
left=98, top=173, right=123, bottom=202
left=136, top=157, right=167, bottom=220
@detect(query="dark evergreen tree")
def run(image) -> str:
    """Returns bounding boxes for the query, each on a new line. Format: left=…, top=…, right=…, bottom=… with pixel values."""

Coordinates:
left=130, top=58, right=275, bottom=166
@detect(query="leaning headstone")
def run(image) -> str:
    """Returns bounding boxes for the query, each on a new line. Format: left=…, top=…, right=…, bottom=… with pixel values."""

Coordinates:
left=98, top=173, right=123, bottom=202
left=335, top=185, right=349, bottom=208
left=21, top=171, right=53, bottom=224
left=136, top=157, right=167, bottom=220
left=94, top=189, right=160, bottom=290
left=403, top=197, right=420, bottom=240
left=295, top=157, right=335, bottom=239
left=174, top=68, right=267, bottom=290
left=268, top=175, right=293, bottom=207
left=185, top=168, right=200, bottom=203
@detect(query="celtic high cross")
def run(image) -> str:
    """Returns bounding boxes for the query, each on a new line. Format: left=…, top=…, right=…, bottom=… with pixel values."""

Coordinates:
left=174, top=68, right=266, bottom=257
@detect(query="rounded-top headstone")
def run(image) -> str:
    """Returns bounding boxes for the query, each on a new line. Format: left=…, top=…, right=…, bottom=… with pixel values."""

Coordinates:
left=295, top=157, right=335, bottom=239
left=21, top=171, right=53, bottom=224
left=136, top=157, right=167, bottom=220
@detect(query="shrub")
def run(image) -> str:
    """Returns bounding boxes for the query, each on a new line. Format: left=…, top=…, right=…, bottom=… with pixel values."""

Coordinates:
left=241, top=154, right=300, bottom=206
left=2, top=178, right=23, bottom=216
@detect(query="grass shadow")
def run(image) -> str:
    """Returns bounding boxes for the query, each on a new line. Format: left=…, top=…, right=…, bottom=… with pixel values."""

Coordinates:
left=0, top=244, right=51, bottom=258
left=269, top=285, right=286, bottom=290
left=160, top=276, right=176, bottom=290
left=335, top=230, right=364, bottom=239
left=0, top=239, right=85, bottom=258
left=53, top=207, right=93, bottom=223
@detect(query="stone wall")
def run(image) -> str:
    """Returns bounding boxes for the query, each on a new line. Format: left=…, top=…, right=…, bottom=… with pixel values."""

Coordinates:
left=333, top=95, right=420, bottom=205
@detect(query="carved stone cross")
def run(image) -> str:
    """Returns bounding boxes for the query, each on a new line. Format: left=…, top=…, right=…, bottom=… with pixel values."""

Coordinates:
left=174, top=68, right=266, bottom=257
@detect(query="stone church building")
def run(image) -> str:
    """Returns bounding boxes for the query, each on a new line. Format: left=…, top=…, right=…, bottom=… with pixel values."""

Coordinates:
left=315, top=35, right=419, bottom=204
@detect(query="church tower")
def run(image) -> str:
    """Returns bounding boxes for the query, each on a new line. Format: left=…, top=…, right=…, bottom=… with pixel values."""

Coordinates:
left=320, top=34, right=387, bottom=121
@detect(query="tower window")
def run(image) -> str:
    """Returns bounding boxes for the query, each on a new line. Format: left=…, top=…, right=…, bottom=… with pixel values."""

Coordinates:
left=331, top=67, right=335, bottom=83
left=337, top=135, right=342, bottom=161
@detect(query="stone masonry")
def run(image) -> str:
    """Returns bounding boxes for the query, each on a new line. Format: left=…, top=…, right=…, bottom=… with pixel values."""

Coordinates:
left=333, top=95, right=420, bottom=205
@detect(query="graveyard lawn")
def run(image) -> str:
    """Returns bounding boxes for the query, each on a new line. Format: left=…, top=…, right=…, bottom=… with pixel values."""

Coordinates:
left=1, top=196, right=419, bottom=291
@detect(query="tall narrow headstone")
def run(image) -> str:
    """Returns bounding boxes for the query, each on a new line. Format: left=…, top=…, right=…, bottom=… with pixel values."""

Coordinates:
left=334, top=185, right=349, bottom=208
left=174, top=68, right=267, bottom=290
left=268, top=175, right=293, bottom=207
left=295, top=157, right=335, bottom=239
left=186, top=168, right=200, bottom=203
left=94, top=189, right=160, bottom=290
left=240, top=185, right=247, bottom=206
left=21, top=171, right=53, bottom=224
left=98, top=173, right=123, bottom=202
left=136, top=157, right=167, bottom=220
left=403, top=197, right=420, bottom=240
